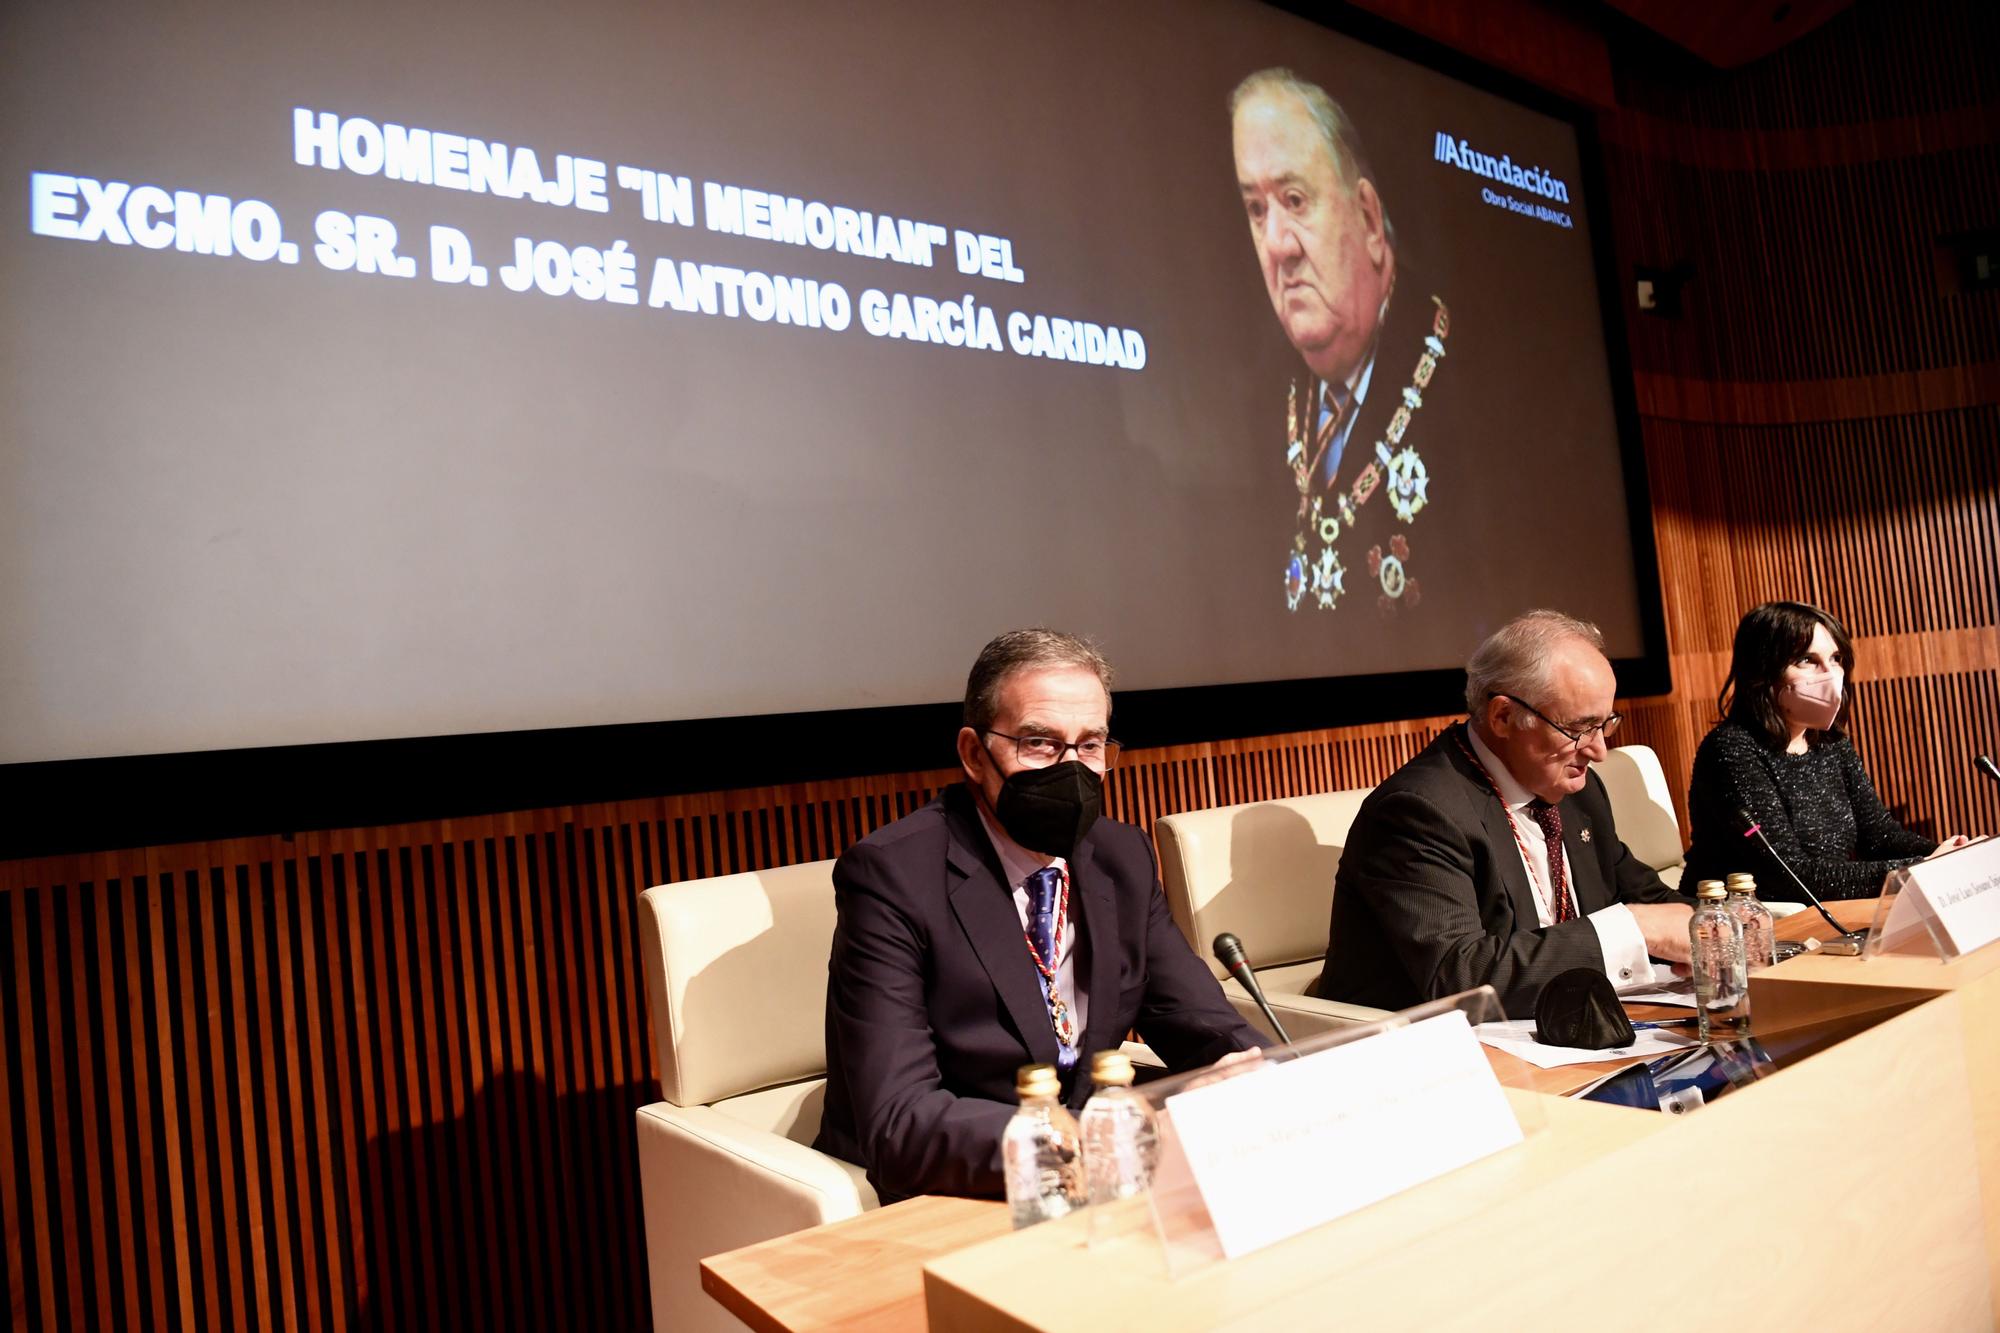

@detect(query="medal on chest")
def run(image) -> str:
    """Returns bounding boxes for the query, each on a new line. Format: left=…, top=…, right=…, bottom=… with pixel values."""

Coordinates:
left=1284, top=295, right=1448, bottom=615
left=1047, top=993, right=1078, bottom=1046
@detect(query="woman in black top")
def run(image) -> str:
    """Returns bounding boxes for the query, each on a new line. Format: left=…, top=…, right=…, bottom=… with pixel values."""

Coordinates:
left=1683, top=601, right=1971, bottom=901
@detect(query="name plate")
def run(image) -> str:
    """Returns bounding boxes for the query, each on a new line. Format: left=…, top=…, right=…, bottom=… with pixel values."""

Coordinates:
left=1159, top=1010, right=1522, bottom=1260
left=1874, top=839, right=2000, bottom=960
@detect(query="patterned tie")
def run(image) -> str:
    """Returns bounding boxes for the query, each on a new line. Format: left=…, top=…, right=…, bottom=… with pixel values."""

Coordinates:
left=1028, top=867, right=1061, bottom=967
left=1316, top=379, right=1352, bottom=486
left=1026, top=867, right=1076, bottom=1072
left=1527, top=800, right=1576, bottom=923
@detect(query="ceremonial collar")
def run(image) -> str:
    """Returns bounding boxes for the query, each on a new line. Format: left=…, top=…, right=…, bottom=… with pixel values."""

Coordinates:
left=1465, top=724, right=1540, bottom=814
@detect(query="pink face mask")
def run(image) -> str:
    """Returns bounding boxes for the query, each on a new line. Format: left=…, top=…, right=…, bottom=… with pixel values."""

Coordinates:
left=1782, top=672, right=1843, bottom=732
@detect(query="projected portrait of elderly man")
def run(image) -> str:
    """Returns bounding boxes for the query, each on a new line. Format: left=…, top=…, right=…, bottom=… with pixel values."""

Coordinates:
left=1231, top=67, right=1450, bottom=617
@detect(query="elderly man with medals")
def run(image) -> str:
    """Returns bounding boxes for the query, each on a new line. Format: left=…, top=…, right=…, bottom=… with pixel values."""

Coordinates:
left=1232, top=66, right=1449, bottom=616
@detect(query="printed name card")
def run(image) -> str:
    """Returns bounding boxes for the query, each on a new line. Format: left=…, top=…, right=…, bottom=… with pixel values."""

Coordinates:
left=1160, top=1010, right=1523, bottom=1260
left=1875, top=839, right=2000, bottom=960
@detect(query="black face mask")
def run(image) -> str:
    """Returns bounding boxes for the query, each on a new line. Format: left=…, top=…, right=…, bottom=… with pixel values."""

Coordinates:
left=989, top=757, right=1103, bottom=859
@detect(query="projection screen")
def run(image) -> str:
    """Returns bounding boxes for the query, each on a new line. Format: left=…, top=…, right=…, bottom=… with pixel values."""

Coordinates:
left=0, top=0, right=1662, bottom=847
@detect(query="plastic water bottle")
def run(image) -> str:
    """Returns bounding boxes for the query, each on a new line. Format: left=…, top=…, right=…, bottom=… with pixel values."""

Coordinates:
left=1724, top=871, right=1778, bottom=971
left=1080, top=1049, right=1157, bottom=1209
left=1690, top=880, right=1751, bottom=1042
left=1002, top=1063, right=1085, bottom=1229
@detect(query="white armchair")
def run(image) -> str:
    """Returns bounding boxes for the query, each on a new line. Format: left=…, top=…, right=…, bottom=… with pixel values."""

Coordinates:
left=1591, top=743, right=1687, bottom=892
left=1155, top=791, right=1393, bottom=1040
left=634, top=861, right=876, bottom=1333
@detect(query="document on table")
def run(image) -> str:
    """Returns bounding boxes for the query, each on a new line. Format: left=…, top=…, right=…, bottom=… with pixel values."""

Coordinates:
left=1474, top=1017, right=1696, bottom=1069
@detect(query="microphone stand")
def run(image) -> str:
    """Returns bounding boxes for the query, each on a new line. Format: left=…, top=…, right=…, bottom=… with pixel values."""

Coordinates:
left=1212, top=933, right=1292, bottom=1044
left=1739, top=809, right=1870, bottom=955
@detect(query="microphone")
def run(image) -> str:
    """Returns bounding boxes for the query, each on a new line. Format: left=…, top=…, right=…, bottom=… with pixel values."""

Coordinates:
left=1737, top=808, right=1868, bottom=955
left=1976, top=755, right=2000, bottom=786
left=1212, top=932, right=1292, bottom=1044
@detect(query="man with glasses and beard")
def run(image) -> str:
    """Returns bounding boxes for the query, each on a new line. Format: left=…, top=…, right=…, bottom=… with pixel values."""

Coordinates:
left=815, top=628, right=1264, bottom=1203
left=1314, top=610, right=1692, bottom=1017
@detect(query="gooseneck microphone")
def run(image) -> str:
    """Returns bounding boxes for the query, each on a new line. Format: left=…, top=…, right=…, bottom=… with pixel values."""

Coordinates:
left=1212, top=932, right=1292, bottom=1044
left=1738, top=808, right=1869, bottom=955
left=1975, top=755, right=2000, bottom=787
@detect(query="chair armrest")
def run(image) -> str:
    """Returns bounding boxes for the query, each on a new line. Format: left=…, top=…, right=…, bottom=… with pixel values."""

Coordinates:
left=638, top=1100, right=875, bottom=1223
left=1221, top=982, right=1394, bottom=1043
left=636, top=1101, right=877, bottom=1333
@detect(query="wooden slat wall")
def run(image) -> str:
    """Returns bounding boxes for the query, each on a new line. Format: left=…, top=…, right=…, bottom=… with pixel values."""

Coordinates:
left=5, top=2, right=1999, bottom=1328
left=1599, top=0, right=2000, bottom=848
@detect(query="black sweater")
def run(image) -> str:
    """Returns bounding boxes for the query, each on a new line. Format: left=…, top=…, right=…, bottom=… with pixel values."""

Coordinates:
left=1683, top=720, right=1935, bottom=901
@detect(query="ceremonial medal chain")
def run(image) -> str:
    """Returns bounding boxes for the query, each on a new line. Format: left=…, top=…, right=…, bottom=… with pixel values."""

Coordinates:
left=1450, top=726, right=1569, bottom=920
left=1021, top=867, right=1079, bottom=1047
left=1284, top=295, right=1448, bottom=614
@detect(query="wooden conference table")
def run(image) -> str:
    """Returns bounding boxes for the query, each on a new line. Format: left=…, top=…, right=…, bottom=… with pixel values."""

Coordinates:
left=704, top=899, right=2000, bottom=1331
left=1483, top=897, right=1878, bottom=1097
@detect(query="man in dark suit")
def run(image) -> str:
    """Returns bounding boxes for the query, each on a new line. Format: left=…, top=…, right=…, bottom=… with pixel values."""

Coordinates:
left=1315, top=611, right=1693, bottom=1017
left=814, top=629, right=1265, bottom=1203
left=1232, top=67, right=1448, bottom=617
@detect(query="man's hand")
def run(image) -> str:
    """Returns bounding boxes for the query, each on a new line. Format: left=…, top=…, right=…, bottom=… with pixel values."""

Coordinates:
left=1184, top=1046, right=1265, bottom=1092
left=1627, top=902, right=1694, bottom=964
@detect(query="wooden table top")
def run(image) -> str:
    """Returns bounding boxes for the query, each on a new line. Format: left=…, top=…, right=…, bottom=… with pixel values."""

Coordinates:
left=1478, top=897, right=1876, bottom=1095
left=701, top=1193, right=1009, bottom=1333
left=1772, top=895, right=1875, bottom=940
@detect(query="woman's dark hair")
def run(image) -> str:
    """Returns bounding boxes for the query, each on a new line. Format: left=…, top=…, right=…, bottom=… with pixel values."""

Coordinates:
left=1719, top=601, right=1855, bottom=748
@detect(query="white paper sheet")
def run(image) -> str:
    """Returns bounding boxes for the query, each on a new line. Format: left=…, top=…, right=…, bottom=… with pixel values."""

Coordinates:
left=1474, top=1016, right=1696, bottom=1069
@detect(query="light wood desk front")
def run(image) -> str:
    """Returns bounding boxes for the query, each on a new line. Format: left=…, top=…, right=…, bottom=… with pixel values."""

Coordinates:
left=925, top=989, right=1994, bottom=1329
left=703, top=900, right=1999, bottom=1331
left=1751, top=893, right=2000, bottom=1327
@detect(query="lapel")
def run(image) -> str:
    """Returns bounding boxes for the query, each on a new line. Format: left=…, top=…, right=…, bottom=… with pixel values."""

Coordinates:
left=1480, top=799, right=1542, bottom=928
left=1337, top=279, right=1432, bottom=484
left=1066, top=833, right=1121, bottom=1055
left=1338, top=376, right=1388, bottom=490
left=1557, top=792, right=1605, bottom=914
left=1446, top=726, right=1540, bottom=928
left=943, top=789, right=1058, bottom=1066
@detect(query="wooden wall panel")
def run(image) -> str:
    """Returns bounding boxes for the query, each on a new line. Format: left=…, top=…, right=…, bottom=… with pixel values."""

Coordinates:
left=6, top=2, right=2000, bottom=1329
left=1600, top=0, right=2000, bottom=849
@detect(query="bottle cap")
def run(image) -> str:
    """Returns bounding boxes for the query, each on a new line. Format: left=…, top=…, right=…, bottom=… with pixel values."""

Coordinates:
left=1089, top=1049, right=1135, bottom=1087
left=1016, top=1063, right=1060, bottom=1099
left=1696, top=880, right=1727, bottom=900
left=1725, top=872, right=1757, bottom=894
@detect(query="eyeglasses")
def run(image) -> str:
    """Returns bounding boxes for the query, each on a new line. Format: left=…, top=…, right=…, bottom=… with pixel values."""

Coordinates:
left=981, top=729, right=1122, bottom=772
left=1495, top=694, right=1624, bottom=749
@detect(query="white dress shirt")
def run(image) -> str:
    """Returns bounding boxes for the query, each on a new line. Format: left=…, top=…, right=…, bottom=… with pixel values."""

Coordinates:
left=977, top=807, right=1088, bottom=1041
left=1466, top=728, right=1653, bottom=989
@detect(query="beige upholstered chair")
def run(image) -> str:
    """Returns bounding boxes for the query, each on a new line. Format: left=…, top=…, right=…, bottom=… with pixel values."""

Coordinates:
left=1592, top=743, right=1808, bottom=913
left=1155, top=791, right=1393, bottom=1040
left=634, top=861, right=875, bottom=1333
left=1591, top=743, right=1687, bottom=892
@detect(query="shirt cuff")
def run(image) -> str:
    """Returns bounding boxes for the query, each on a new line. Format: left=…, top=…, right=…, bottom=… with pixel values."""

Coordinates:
left=1586, top=902, right=1653, bottom=990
